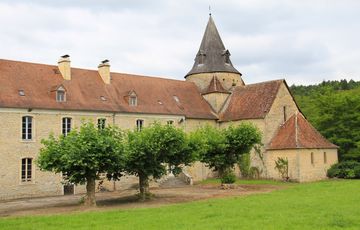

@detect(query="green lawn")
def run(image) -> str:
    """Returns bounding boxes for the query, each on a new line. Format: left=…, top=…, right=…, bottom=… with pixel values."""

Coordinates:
left=200, top=178, right=288, bottom=185
left=1, top=180, right=359, bottom=230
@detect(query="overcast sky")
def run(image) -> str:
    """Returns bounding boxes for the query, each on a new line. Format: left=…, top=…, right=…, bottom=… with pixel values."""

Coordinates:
left=0, top=0, right=359, bottom=85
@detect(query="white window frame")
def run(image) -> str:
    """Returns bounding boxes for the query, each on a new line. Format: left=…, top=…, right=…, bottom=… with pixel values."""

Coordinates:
left=21, top=158, right=33, bottom=182
left=136, top=119, right=144, bottom=131
left=56, top=90, right=66, bottom=102
left=62, top=117, right=72, bottom=136
left=97, top=118, right=106, bottom=129
left=22, top=116, right=33, bottom=140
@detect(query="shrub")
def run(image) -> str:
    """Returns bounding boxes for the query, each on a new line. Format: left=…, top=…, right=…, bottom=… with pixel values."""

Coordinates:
left=327, top=161, right=360, bottom=179
left=274, top=157, right=289, bottom=181
left=221, top=171, right=236, bottom=184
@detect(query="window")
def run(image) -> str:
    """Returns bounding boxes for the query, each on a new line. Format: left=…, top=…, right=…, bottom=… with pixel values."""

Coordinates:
left=18, top=90, right=25, bottom=96
left=167, top=120, right=174, bottom=125
left=56, top=90, right=66, bottom=102
left=283, top=106, right=287, bottom=122
left=129, top=96, right=137, bottom=106
left=311, top=152, right=314, bottom=165
left=22, top=116, right=32, bottom=140
left=197, top=50, right=206, bottom=65
left=223, top=50, right=231, bottom=64
left=21, top=158, right=32, bottom=182
left=62, top=117, right=72, bottom=136
left=324, top=152, right=327, bottom=164
left=136, top=119, right=144, bottom=131
left=98, top=118, right=106, bottom=129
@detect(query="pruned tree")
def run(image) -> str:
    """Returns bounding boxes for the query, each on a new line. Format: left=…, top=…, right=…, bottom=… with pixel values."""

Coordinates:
left=197, top=123, right=262, bottom=180
left=125, top=122, right=195, bottom=200
left=37, top=122, right=126, bottom=206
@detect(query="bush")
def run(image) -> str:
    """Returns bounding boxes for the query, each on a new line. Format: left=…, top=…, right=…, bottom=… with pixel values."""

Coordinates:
left=327, top=161, right=360, bottom=179
left=221, top=171, right=236, bottom=184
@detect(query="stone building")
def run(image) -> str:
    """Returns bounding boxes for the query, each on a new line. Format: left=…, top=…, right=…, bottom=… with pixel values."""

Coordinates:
left=0, top=16, right=337, bottom=200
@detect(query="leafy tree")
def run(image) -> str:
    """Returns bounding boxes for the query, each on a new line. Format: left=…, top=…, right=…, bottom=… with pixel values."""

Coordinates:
left=196, top=123, right=262, bottom=178
left=291, top=80, right=360, bottom=161
left=125, top=123, right=195, bottom=200
left=37, top=122, right=126, bottom=206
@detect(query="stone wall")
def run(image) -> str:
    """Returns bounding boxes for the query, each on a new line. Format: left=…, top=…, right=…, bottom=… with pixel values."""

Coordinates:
left=266, top=148, right=338, bottom=182
left=186, top=72, right=243, bottom=92
left=0, top=107, right=216, bottom=200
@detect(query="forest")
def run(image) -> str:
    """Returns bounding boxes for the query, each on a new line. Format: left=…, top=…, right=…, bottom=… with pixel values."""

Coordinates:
left=290, top=79, right=360, bottom=162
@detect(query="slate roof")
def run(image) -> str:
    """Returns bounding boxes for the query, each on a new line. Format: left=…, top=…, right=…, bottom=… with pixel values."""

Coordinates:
left=219, top=80, right=283, bottom=121
left=185, top=16, right=241, bottom=77
left=268, top=113, right=338, bottom=150
left=0, top=59, right=217, bottom=119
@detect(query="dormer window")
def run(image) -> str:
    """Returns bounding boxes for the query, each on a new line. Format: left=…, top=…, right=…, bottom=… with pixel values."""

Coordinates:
left=56, top=86, right=66, bottom=102
left=197, top=50, right=206, bottom=65
left=222, top=49, right=231, bottom=64
left=128, top=91, right=137, bottom=106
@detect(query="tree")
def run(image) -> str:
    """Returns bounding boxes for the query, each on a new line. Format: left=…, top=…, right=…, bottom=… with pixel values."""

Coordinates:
left=125, top=123, right=195, bottom=200
left=37, top=122, right=126, bottom=206
left=196, top=123, right=262, bottom=178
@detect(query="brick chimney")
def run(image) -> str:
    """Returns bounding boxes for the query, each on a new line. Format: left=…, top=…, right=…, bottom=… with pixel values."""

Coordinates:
left=58, top=55, right=71, bottom=80
left=98, top=59, right=111, bottom=84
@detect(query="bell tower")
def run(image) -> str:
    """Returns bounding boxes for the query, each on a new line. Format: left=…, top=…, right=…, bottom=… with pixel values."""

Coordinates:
left=185, top=15, right=244, bottom=93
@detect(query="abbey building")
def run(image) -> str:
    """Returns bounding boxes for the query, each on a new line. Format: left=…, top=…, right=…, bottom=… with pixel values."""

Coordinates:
left=0, top=16, right=338, bottom=200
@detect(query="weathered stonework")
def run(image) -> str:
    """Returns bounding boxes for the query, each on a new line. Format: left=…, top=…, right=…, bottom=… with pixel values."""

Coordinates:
left=186, top=72, right=243, bottom=92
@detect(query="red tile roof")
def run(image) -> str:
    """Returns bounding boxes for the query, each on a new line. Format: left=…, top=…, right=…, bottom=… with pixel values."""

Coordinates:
left=202, top=76, right=230, bottom=95
left=0, top=59, right=216, bottom=119
left=268, top=113, right=338, bottom=150
left=219, top=80, right=283, bottom=121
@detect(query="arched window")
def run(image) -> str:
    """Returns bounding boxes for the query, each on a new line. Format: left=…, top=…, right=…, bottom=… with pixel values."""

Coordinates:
left=21, top=158, right=32, bottom=182
left=22, top=116, right=33, bottom=140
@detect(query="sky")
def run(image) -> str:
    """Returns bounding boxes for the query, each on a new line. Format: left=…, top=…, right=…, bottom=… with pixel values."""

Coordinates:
left=0, top=0, right=359, bottom=85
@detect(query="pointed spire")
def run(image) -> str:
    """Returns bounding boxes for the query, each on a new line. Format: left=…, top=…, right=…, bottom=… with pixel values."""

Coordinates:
left=185, top=15, right=241, bottom=78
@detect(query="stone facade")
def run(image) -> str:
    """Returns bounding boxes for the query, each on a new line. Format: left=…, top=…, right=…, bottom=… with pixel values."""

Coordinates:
left=266, top=148, right=338, bottom=182
left=0, top=15, right=338, bottom=200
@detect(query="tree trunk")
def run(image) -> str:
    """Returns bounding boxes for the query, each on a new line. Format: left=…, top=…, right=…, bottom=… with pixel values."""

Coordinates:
left=84, top=177, right=96, bottom=206
left=139, top=173, right=150, bottom=201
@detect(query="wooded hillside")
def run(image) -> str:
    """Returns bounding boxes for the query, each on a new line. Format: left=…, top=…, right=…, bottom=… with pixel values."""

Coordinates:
left=290, top=79, right=360, bottom=162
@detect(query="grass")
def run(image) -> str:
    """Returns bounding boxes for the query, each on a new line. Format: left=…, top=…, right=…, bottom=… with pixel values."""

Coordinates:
left=200, top=178, right=288, bottom=185
left=1, top=180, right=359, bottom=229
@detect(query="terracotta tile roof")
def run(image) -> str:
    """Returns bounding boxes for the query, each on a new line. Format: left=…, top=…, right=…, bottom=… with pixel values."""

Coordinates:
left=0, top=59, right=216, bottom=119
left=202, top=76, right=230, bottom=95
left=219, top=80, right=283, bottom=121
left=268, top=113, right=338, bottom=150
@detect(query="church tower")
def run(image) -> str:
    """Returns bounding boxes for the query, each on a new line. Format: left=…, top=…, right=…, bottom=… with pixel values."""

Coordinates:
left=185, top=15, right=244, bottom=92
left=185, top=15, right=244, bottom=112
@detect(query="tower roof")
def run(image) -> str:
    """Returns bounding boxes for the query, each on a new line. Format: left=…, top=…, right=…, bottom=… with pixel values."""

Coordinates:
left=185, top=16, right=241, bottom=78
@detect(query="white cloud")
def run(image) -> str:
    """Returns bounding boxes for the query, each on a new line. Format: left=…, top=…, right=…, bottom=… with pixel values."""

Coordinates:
left=0, top=1, right=359, bottom=85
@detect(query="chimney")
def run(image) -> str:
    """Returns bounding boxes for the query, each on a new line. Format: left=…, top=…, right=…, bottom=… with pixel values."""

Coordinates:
left=98, top=59, right=111, bottom=84
left=58, top=54, right=71, bottom=80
